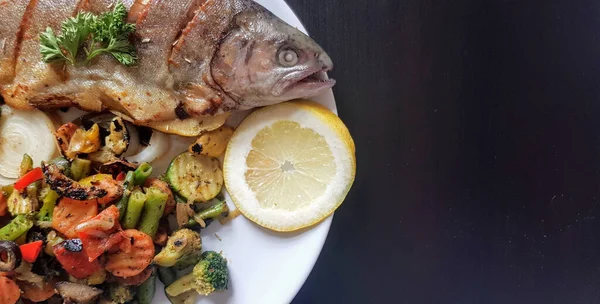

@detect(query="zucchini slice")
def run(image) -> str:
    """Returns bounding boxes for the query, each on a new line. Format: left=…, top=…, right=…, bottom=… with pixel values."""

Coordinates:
left=166, top=152, right=223, bottom=202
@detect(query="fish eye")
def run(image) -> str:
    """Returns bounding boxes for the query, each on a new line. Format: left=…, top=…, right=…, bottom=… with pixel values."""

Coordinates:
left=277, top=47, right=299, bottom=66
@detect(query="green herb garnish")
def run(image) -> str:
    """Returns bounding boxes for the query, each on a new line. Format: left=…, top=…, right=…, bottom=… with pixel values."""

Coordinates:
left=39, top=1, right=137, bottom=66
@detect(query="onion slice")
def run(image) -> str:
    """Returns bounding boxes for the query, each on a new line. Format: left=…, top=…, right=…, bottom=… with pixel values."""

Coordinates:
left=125, top=130, right=169, bottom=164
left=0, top=105, right=57, bottom=184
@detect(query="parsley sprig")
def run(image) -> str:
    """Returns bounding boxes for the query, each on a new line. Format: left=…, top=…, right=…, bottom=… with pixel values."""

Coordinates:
left=39, top=2, right=137, bottom=66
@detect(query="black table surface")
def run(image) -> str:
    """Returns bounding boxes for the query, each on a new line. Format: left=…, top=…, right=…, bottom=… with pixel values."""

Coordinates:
left=287, top=0, right=600, bottom=303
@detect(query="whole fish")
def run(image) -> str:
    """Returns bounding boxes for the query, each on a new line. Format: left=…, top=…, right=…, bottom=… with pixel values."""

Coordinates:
left=0, top=0, right=335, bottom=135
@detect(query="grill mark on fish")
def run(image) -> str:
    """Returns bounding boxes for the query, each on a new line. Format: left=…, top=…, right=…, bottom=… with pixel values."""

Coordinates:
left=1, top=0, right=36, bottom=84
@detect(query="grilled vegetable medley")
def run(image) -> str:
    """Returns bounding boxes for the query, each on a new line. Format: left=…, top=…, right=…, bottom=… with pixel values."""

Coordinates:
left=0, top=116, right=231, bottom=304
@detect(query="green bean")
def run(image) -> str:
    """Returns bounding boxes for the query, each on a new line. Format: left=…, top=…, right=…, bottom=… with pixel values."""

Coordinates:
left=117, top=171, right=135, bottom=221
left=123, top=189, right=146, bottom=229
left=0, top=215, right=33, bottom=241
left=136, top=267, right=156, bottom=304
left=137, top=187, right=167, bottom=238
left=19, top=154, right=33, bottom=177
left=71, top=157, right=92, bottom=181
left=157, top=266, right=177, bottom=286
left=186, top=200, right=228, bottom=226
left=37, top=187, right=59, bottom=222
left=133, top=162, right=152, bottom=186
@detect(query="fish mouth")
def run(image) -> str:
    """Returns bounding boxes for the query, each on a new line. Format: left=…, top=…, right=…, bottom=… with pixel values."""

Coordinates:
left=279, top=68, right=336, bottom=99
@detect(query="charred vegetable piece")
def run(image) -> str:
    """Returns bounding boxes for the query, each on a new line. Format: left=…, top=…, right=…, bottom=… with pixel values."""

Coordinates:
left=43, top=164, right=123, bottom=204
left=166, top=152, right=223, bottom=202
left=136, top=266, right=156, bottom=304
left=165, top=251, right=229, bottom=296
left=62, top=239, right=83, bottom=252
left=55, top=123, right=79, bottom=158
left=99, top=159, right=136, bottom=177
left=55, top=281, right=103, bottom=304
left=31, top=251, right=62, bottom=279
left=70, top=158, right=92, bottom=181
left=53, top=240, right=102, bottom=279
left=66, top=124, right=101, bottom=159
left=153, top=229, right=201, bottom=268
left=19, top=154, right=33, bottom=177
left=0, top=215, right=33, bottom=241
left=49, top=156, right=72, bottom=178
left=188, top=126, right=234, bottom=157
left=109, top=283, right=135, bottom=304
left=0, top=240, right=22, bottom=271
left=106, top=117, right=130, bottom=156
left=137, top=187, right=167, bottom=238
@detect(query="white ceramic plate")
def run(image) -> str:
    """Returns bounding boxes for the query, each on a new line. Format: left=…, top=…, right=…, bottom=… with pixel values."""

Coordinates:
left=58, top=1, right=336, bottom=302
left=150, top=1, right=337, bottom=303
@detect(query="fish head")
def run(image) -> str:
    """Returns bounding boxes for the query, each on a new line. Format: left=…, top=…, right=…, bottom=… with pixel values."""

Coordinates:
left=211, top=9, right=335, bottom=109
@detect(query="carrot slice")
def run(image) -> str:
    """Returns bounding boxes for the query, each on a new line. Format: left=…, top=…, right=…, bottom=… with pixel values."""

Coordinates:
left=105, top=229, right=154, bottom=278
left=52, top=198, right=98, bottom=238
left=19, top=278, right=57, bottom=302
left=0, top=277, right=21, bottom=304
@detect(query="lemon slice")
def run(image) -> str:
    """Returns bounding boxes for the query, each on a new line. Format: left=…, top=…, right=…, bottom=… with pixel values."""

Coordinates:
left=224, top=100, right=356, bottom=232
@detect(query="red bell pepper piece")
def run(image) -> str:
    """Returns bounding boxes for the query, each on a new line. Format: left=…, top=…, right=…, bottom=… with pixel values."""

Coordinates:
left=116, top=171, right=126, bottom=182
left=53, top=242, right=102, bottom=279
left=19, top=241, right=43, bottom=263
left=14, top=168, right=43, bottom=191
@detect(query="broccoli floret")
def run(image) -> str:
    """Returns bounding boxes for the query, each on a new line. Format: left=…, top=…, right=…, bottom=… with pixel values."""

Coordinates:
left=153, top=229, right=201, bottom=268
left=165, top=251, right=228, bottom=296
left=108, top=284, right=135, bottom=304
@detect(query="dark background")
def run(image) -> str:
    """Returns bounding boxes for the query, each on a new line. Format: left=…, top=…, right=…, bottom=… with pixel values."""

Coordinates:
left=288, top=0, right=600, bottom=303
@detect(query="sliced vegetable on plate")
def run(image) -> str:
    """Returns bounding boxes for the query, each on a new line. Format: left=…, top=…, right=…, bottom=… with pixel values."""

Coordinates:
left=0, top=105, right=57, bottom=185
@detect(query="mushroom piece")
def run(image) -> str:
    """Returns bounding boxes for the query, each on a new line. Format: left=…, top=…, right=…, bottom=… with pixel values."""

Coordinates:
left=55, top=281, right=103, bottom=304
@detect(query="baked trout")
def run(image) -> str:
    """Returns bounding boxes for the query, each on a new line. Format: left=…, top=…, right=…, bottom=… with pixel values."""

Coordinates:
left=0, top=0, right=335, bottom=135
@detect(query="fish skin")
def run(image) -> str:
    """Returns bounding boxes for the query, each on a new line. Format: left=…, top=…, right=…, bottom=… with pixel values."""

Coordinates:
left=0, top=0, right=29, bottom=84
left=0, top=0, right=335, bottom=135
left=2, top=0, right=82, bottom=110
